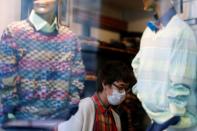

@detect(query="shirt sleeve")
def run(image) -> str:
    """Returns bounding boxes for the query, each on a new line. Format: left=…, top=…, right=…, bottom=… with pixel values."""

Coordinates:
left=0, top=27, right=19, bottom=124
left=68, top=36, right=85, bottom=105
left=168, top=29, right=197, bottom=127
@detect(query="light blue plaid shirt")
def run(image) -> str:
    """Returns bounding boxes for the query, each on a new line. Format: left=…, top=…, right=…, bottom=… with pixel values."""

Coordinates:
left=132, top=15, right=197, bottom=129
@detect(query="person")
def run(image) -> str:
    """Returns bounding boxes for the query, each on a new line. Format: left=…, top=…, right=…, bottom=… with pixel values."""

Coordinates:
left=131, top=0, right=197, bottom=131
left=0, top=0, right=85, bottom=127
left=58, top=61, right=133, bottom=131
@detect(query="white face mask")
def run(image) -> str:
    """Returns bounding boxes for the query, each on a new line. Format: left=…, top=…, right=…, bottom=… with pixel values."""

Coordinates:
left=107, top=88, right=126, bottom=106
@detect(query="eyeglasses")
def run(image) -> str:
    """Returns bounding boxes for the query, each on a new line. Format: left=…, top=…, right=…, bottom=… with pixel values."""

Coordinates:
left=112, top=83, right=132, bottom=93
left=112, top=83, right=128, bottom=92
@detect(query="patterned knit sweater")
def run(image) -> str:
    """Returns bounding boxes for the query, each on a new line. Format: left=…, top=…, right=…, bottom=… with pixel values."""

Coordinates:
left=0, top=20, right=85, bottom=123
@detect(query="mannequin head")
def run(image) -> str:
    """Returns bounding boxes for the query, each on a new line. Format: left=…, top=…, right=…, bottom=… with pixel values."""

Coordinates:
left=142, top=0, right=174, bottom=17
left=33, top=0, right=58, bottom=24
left=33, top=0, right=56, bottom=15
left=142, top=0, right=157, bottom=12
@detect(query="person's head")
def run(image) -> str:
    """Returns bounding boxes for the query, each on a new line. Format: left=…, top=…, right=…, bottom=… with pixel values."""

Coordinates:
left=97, top=61, right=133, bottom=105
left=142, top=0, right=173, bottom=16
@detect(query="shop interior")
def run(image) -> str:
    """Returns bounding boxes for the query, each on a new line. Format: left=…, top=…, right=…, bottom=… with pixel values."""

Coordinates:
left=0, top=0, right=197, bottom=130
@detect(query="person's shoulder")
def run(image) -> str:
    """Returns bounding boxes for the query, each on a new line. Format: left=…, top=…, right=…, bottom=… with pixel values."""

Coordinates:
left=6, top=20, right=29, bottom=30
left=169, top=15, right=195, bottom=36
left=58, top=25, right=80, bottom=42
left=4, top=20, right=32, bottom=34
left=58, top=25, right=76, bottom=35
left=171, top=15, right=192, bottom=31
left=79, top=97, right=94, bottom=108
left=78, top=97, right=94, bottom=113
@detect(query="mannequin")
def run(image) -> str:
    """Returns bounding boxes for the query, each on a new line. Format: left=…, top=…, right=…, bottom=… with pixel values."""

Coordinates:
left=132, top=0, right=197, bottom=131
left=33, top=0, right=56, bottom=24
left=0, top=0, right=85, bottom=128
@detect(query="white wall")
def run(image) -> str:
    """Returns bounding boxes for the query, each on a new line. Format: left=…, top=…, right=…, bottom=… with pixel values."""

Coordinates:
left=71, top=2, right=122, bottom=43
left=0, top=0, right=21, bottom=36
left=122, top=10, right=151, bottom=32
left=128, top=17, right=149, bottom=32
left=91, top=27, right=120, bottom=43
left=71, top=23, right=120, bottom=43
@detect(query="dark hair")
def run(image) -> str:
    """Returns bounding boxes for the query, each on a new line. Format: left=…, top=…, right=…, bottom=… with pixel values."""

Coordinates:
left=96, top=61, right=133, bottom=92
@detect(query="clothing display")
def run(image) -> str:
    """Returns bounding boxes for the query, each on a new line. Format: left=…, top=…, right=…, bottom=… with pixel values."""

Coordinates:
left=58, top=96, right=121, bottom=131
left=132, top=11, right=197, bottom=130
left=1, top=1, right=197, bottom=131
left=0, top=10, right=85, bottom=123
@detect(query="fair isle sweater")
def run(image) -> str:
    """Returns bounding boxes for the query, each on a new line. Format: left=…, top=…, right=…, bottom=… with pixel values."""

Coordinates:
left=0, top=20, right=85, bottom=123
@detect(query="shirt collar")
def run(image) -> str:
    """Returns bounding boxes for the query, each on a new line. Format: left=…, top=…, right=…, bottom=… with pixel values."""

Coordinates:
left=147, top=7, right=176, bottom=32
left=156, top=7, right=176, bottom=27
left=29, top=10, right=57, bottom=33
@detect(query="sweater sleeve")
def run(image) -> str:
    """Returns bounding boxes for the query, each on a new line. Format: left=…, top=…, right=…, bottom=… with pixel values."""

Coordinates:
left=0, top=27, right=19, bottom=124
left=131, top=50, right=141, bottom=79
left=131, top=28, right=147, bottom=80
left=131, top=50, right=141, bottom=95
left=68, top=36, right=85, bottom=105
left=168, top=28, right=197, bottom=127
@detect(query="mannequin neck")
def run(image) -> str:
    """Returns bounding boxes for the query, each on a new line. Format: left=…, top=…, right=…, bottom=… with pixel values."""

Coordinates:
left=155, top=0, right=173, bottom=18
left=38, top=12, right=55, bottom=25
